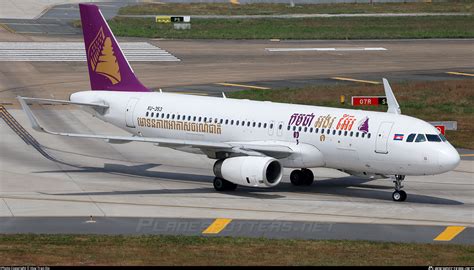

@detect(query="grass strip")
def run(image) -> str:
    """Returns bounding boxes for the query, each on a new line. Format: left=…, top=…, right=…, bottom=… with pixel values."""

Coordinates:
left=1, top=234, right=473, bottom=265
left=105, top=16, right=474, bottom=39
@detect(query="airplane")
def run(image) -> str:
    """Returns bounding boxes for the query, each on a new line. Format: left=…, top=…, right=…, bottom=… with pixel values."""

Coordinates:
left=17, top=3, right=460, bottom=202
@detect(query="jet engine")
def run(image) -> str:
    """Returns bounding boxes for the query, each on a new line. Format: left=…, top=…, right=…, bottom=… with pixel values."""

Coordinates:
left=213, top=156, right=283, bottom=188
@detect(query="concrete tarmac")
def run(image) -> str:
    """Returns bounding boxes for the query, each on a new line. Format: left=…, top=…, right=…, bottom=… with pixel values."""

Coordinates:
left=0, top=19, right=473, bottom=243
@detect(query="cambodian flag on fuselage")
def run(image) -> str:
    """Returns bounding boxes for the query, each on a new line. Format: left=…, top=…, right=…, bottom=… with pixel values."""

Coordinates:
left=393, top=134, right=404, bottom=141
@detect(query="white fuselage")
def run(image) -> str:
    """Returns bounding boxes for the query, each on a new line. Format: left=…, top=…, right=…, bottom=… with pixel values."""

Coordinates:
left=71, top=91, right=460, bottom=176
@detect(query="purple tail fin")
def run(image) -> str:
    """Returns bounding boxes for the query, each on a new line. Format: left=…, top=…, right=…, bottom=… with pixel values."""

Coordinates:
left=79, top=4, right=149, bottom=92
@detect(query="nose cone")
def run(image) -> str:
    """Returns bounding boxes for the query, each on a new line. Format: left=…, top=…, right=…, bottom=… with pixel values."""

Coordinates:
left=437, top=146, right=461, bottom=172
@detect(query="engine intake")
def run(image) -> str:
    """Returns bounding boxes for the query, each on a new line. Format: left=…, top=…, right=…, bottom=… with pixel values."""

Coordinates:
left=213, top=156, right=283, bottom=188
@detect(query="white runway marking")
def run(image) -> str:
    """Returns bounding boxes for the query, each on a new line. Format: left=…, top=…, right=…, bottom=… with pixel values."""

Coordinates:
left=0, top=42, right=180, bottom=62
left=266, top=47, right=387, bottom=52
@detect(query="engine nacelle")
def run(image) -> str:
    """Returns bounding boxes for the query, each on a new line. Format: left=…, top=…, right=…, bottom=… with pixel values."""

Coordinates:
left=213, top=156, right=283, bottom=188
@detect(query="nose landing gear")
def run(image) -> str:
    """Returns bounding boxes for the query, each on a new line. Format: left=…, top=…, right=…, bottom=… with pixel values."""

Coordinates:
left=290, top=168, right=314, bottom=186
left=392, top=175, right=407, bottom=202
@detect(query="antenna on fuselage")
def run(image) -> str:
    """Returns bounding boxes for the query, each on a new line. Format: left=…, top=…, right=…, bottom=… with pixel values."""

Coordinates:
left=222, top=92, right=227, bottom=98
left=383, top=78, right=401, bottom=115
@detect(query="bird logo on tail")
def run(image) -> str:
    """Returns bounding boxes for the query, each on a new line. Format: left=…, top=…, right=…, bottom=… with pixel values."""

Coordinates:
left=87, top=27, right=121, bottom=85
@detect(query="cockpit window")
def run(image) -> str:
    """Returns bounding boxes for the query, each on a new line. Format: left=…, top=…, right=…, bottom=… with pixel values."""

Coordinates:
left=415, top=134, right=426, bottom=143
left=439, top=133, right=447, bottom=142
left=406, top=133, right=416, bottom=142
left=426, top=134, right=442, bottom=142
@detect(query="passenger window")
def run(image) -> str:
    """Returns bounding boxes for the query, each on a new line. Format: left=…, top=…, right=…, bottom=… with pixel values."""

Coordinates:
left=279, top=124, right=283, bottom=130
left=321, top=129, right=325, bottom=134
left=287, top=126, right=291, bottom=131
left=344, top=131, right=348, bottom=136
left=146, top=112, right=149, bottom=117
left=368, top=133, right=371, bottom=139
left=220, top=119, right=223, bottom=124
left=310, top=127, right=313, bottom=133
left=327, top=129, right=330, bottom=135
left=426, top=134, right=441, bottom=142
left=236, top=120, right=239, bottom=125
left=198, top=117, right=202, bottom=122
left=270, top=123, right=274, bottom=129
left=264, top=123, right=267, bottom=128
left=406, top=133, right=416, bottom=142
left=167, top=114, right=170, bottom=119
left=225, top=119, right=228, bottom=125
left=333, top=130, right=336, bottom=135
left=415, top=134, right=426, bottom=142
left=298, top=127, right=302, bottom=132
left=350, top=131, right=353, bottom=137
left=253, top=122, right=256, bottom=127
left=193, top=116, right=196, bottom=121
left=247, top=122, right=251, bottom=127
left=204, top=117, right=207, bottom=122
left=293, top=126, right=296, bottom=131
left=177, top=115, right=180, bottom=120
left=304, top=127, right=307, bottom=132
left=361, top=133, right=365, bottom=138
left=338, top=130, right=342, bottom=136
left=231, top=120, right=234, bottom=125
left=172, top=114, right=175, bottom=119
left=258, top=123, right=261, bottom=128
left=315, top=128, right=319, bottom=133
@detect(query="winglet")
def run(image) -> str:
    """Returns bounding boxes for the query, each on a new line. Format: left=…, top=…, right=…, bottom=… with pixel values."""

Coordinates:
left=17, top=96, right=45, bottom=132
left=382, top=78, right=401, bottom=114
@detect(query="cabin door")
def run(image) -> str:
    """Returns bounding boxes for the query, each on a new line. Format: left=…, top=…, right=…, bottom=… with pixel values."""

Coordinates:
left=375, top=122, right=393, bottom=154
left=125, top=98, right=139, bottom=128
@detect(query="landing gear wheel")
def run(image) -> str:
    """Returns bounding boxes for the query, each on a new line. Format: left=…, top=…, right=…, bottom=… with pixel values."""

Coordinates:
left=392, top=190, right=407, bottom=202
left=213, top=177, right=237, bottom=192
left=290, top=170, right=304, bottom=186
left=301, top=168, right=314, bottom=186
left=392, top=175, right=407, bottom=202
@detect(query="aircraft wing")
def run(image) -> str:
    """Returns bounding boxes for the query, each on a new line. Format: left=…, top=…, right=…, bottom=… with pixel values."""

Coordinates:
left=19, top=97, right=109, bottom=109
left=17, top=96, right=294, bottom=158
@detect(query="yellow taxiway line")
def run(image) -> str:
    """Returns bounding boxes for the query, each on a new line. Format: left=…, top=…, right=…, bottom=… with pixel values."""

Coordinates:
left=216, top=82, right=270, bottom=90
left=446, top=71, right=474, bottom=77
left=331, top=77, right=381, bottom=85
left=434, top=226, right=466, bottom=241
left=460, top=154, right=474, bottom=157
left=202, top=218, right=233, bottom=234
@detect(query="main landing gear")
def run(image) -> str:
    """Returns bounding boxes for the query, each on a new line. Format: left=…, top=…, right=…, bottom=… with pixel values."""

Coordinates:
left=213, top=177, right=237, bottom=192
left=290, top=168, right=314, bottom=186
left=392, top=175, right=407, bottom=202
